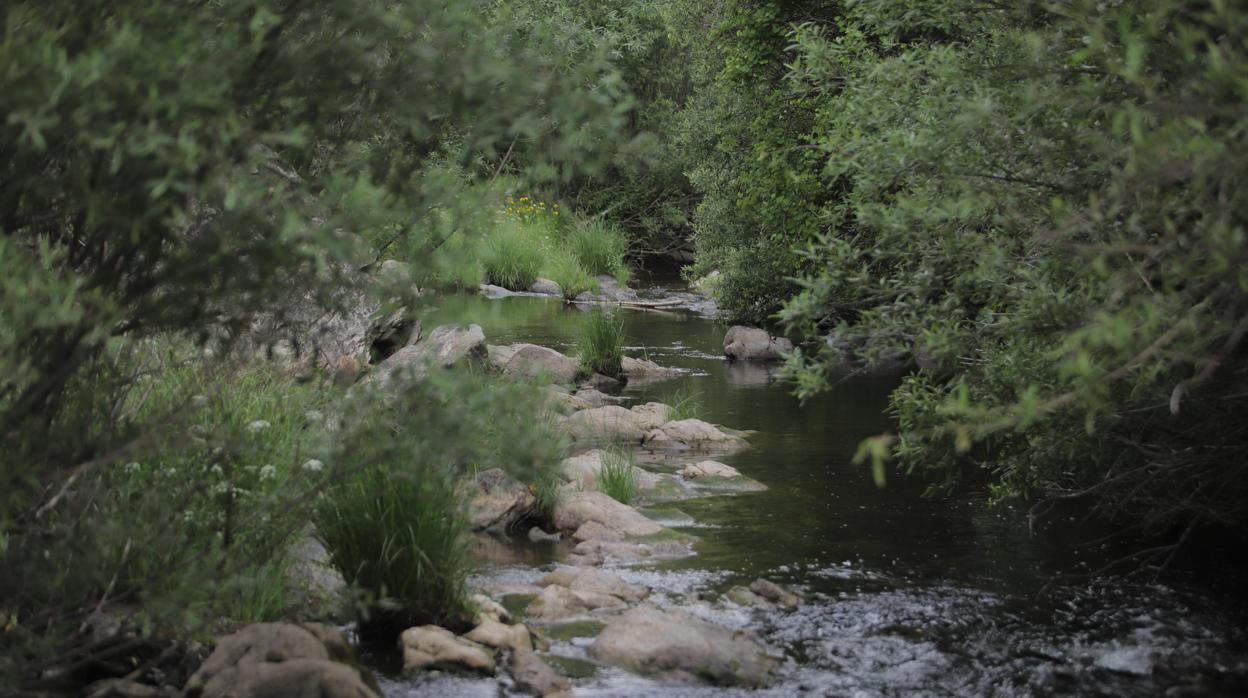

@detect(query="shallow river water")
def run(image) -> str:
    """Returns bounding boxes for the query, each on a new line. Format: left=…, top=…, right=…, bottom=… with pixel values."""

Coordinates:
left=382, top=270, right=1248, bottom=697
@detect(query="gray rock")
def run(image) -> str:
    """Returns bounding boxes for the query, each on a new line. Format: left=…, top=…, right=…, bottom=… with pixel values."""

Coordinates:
left=620, top=356, right=683, bottom=385
left=560, top=406, right=650, bottom=444
left=464, top=468, right=536, bottom=534
left=643, top=419, right=748, bottom=453
left=510, top=649, right=570, bottom=697
left=463, top=618, right=532, bottom=653
left=480, top=284, right=520, bottom=299
left=398, top=626, right=495, bottom=675
left=574, top=276, right=639, bottom=303
left=529, top=278, right=563, bottom=296
left=184, top=623, right=378, bottom=698
left=589, top=607, right=777, bottom=687
left=581, top=373, right=622, bottom=391
left=572, top=388, right=623, bottom=408
left=504, top=344, right=581, bottom=385
left=560, top=449, right=662, bottom=491
left=364, top=323, right=486, bottom=387
left=285, top=533, right=348, bottom=620
left=723, top=326, right=793, bottom=363
left=525, top=584, right=628, bottom=621
left=551, top=490, right=663, bottom=538
left=538, top=567, right=650, bottom=604
left=681, top=460, right=742, bottom=479
left=749, top=578, right=801, bottom=609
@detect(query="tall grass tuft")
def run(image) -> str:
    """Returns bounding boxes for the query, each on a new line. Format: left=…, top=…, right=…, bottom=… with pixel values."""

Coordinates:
left=315, top=464, right=471, bottom=634
left=578, top=310, right=625, bottom=378
left=597, top=447, right=639, bottom=505
left=663, top=386, right=703, bottom=421
left=481, top=226, right=543, bottom=290
left=569, top=219, right=628, bottom=279
left=547, top=248, right=597, bottom=299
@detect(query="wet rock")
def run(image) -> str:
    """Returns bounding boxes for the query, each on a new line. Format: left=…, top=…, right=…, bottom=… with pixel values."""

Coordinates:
left=551, top=490, right=663, bottom=538
left=538, top=567, right=649, bottom=604
left=560, top=450, right=661, bottom=491
left=544, top=387, right=593, bottom=413
left=510, top=649, right=570, bottom=697
left=724, top=586, right=771, bottom=608
left=574, top=276, right=639, bottom=303
left=581, top=373, right=622, bottom=391
left=285, top=533, right=348, bottom=620
left=504, top=344, right=581, bottom=385
left=723, top=326, right=793, bottom=363
left=572, top=387, right=622, bottom=408
left=571, top=520, right=625, bottom=543
left=480, top=283, right=520, bottom=299
left=681, top=460, right=741, bottom=479
left=589, top=607, right=777, bottom=687
left=527, top=526, right=562, bottom=543
left=630, top=402, right=674, bottom=429
left=399, top=626, right=495, bottom=676
left=184, top=623, right=379, bottom=698
left=561, top=406, right=651, bottom=443
left=364, top=323, right=486, bottom=386
left=85, top=679, right=168, bottom=698
left=525, top=584, right=628, bottom=621
left=463, top=618, right=532, bottom=653
left=567, top=538, right=694, bottom=566
left=749, top=578, right=801, bottom=610
left=530, top=278, right=563, bottom=296
left=470, top=593, right=511, bottom=624
left=620, top=356, right=683, bottom=384
left=464, top=468, right=536, bottom=534
left=644, top=419, right=748, bottom=453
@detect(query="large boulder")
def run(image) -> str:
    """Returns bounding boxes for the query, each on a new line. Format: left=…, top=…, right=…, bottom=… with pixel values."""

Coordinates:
left=510, top=650, right=570, bottom=697
left=538, top=567, right=649, bottom=604
left=524, top=584, right=628, bottom=621
left=504, top=344, right=581, bottom=385
left=365, top=323, right=486, bottom=386
left=559, top=450, right=661, bottom=491
left=183, top=623, right=379, bottom=698
left=643, top=419, right=748, bottom=453
left=560, top=406, right=649, bottom=444
left=723, top=326, right=793, bottom=363
left=620, top=356, right=682, bottom=384
left=398, top=626, right=494, bottom=676
left=589, top=607, right=777, bottom=687
left=464, top=468, right=537, bottom=534
left=551, top=490, right=663, bottom=538
left=529, top=278, right=563, bottom=296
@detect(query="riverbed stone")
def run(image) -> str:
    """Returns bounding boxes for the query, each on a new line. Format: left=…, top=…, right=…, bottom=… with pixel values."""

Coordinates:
left=749, top=578, right=801, bottom=609
left=567, top=538, right=694, bottom=566
left=545, top=386, right=593, bottom=413
left=572, top=387, right=622, bottom=408
left=464, top=468, right=536, bottom=534
left=530, top=278, right=563, bottom=296
left=464, top=618, right=532, bottom=653
left=644, top=419, right=748, bottom=452
left=560, top=450, right=661, bottom=491
left=551, top=490, right=663, bottom=538
left=471, top=594, right=511, bottom=624
left=538, top=567, right=650, bottom=604
left=681, top=460, right=742, bottom=479
left=723, top=326, right=793, bottom=363
left=620, top=356, right=683, bottom=384
left=184, top=623, right=379, bottom=698
left=365, top=323, right=486, bottom=386
left=589, top=607, right=777, bottom=687
left=525, top=584, right=628, bottom=621
left=510, top=649, right=570, bottom=697
left=561, top=406, right=651, bottom=443
left=504, top=344, right=581, bottom=385
left=399, top=626, right=495, bottom=676
left=581, top=373, right=623, bottom=391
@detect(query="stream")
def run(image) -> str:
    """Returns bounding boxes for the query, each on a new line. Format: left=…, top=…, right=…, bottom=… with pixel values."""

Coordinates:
left=381, top=268, right=1248, bottom=697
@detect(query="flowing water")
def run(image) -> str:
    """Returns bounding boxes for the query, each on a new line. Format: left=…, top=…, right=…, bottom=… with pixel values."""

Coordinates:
left=385, top=269, right=1248, bottom=697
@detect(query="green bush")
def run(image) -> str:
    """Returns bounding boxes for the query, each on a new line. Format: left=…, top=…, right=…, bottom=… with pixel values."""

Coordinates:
left=569, top=218, right=629, bottom=279
left=578, top=310, right=625, bottom=378
left=597, top=447, right=639, bottom=505
left=481, top=225, right=545, bottom=290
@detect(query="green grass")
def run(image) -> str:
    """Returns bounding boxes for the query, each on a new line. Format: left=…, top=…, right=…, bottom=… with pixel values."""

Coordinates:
left=569, top=218, right=628, bottom=279
left=481, top=225, right=544, bottom=290
left=315, top=464, right=472, bottom=633
left=547, top=248, right=597, bottom=298
left=578, top=309, right=625, bottom=378
left=597, top=447, right=639, bottom=505
left=663, top=386, right=703, bottom=421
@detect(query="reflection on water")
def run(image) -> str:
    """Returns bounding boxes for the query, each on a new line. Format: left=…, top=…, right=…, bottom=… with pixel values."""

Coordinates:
left=406, top=282, right=1248, bottom=696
